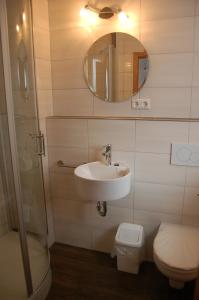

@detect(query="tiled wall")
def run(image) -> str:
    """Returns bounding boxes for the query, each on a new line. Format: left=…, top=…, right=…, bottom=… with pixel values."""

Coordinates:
left=32, top=0, right=54, bottom=245
left=47, top=118, right=199, bottom=259
left=48, top=0, right=199, bottom=117
left=47, top=0, right=199, bottom=258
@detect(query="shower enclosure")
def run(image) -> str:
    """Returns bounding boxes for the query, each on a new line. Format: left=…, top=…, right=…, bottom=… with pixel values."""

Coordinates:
left=0, top=0, right=51, bottom=299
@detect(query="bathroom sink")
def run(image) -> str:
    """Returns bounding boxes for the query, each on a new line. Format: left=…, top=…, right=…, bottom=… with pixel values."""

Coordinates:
left=74, top=161, right=131, bottom=202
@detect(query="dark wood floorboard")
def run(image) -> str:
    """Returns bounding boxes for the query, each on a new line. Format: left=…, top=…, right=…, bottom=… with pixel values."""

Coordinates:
left=46, top=243, right=195, bottom=300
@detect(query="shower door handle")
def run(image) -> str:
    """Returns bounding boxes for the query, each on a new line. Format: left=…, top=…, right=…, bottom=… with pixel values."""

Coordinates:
left=30, top=132, right=45, bottom=157
left=37, top=132, right=45, bottom=157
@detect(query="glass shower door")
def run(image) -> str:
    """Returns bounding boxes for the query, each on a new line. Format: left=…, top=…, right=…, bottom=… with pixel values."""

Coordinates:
left=5, top=0, right=50, bottom=293
left=0, top=28, right=28, bottom=300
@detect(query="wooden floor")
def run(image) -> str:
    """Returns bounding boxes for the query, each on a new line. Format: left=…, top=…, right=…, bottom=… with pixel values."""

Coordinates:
left=46, top=243, right=195, bottom=300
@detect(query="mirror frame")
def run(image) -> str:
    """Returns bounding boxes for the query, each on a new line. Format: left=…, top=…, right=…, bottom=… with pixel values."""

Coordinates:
left=83, top=32, right=149, bottom=103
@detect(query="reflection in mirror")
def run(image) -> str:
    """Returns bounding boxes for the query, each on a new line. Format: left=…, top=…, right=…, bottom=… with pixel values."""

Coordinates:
left=84, top=32, right=149, bottom=103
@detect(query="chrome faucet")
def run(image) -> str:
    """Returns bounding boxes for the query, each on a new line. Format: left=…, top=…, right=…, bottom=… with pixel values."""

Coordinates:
left=102, top=144, right=112, bottom=166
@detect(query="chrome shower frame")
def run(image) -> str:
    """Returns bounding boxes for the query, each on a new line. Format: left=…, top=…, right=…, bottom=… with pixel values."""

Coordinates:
left=0, top=0, right=51, bottom=299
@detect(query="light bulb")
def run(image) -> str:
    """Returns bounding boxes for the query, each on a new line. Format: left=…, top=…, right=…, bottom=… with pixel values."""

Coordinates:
left=22, top=12, right=26, bottom=22
left=16, top=24, right=20, bottom=33
left=80, top=7, right=89, bottom=18
left=80, top=7, right=97, bottom=25
left=118, top=11, right=129, bottom=23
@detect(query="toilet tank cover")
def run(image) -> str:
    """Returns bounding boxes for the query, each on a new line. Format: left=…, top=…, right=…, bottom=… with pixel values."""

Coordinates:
left=154, top=223, right=199, bottom=271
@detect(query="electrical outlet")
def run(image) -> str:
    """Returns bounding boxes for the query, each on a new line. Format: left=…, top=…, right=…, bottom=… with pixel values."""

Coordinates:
left=132, top=98, right=151, bottom=110
left=142, top=99, right=151, bottom=110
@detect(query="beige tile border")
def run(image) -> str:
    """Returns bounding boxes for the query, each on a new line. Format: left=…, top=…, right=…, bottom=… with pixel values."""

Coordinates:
left=47, top=116, right=199, bottom=122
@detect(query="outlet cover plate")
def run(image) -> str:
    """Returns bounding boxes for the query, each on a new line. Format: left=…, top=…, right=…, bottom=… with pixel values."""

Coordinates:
left=132, top=98, right=151, bottom=110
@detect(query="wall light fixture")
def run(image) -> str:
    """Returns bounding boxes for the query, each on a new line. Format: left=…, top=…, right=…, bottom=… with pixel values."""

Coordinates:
left=80, top=4, right=129, bottom=23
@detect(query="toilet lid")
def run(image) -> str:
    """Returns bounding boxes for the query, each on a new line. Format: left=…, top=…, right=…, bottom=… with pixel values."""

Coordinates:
left=154, top=223, right=199, bottom=271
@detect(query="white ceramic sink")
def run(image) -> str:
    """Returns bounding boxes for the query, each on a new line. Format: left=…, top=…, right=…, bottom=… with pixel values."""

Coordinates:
left=74, top=161, right=131, bottom=202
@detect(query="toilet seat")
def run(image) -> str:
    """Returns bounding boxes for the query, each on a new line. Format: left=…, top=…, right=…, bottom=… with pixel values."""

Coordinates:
left=154, top=252, right=198, bottom=282
left=153, top=223, right=199, bottom=283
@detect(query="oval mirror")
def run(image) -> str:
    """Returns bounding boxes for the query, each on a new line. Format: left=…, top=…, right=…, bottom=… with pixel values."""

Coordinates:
left=84, top=32, right=149, bottom=103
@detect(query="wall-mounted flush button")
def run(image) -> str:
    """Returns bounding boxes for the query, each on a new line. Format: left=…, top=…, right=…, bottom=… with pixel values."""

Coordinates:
left=171, top=144, right=199, bottom=167
left=132, top=98, right=151, bottom=110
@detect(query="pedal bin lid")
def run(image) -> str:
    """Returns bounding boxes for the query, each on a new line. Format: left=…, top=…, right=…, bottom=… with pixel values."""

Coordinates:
left=115, top=223, right=144, bottom=247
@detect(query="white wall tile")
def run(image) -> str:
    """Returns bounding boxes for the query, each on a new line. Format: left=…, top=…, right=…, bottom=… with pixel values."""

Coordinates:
left=91, top=204, right=132, bottom=229
left=35, top=59, right=52, bottom=90
left=50, top=171, right=80, bottom=201
left=134, top=210, right=181, bottom=226
left=135, top=121, right=189, bottom=154
left=189, top=122, right=199, bottom=143
left=88, top=120, right=135, bottom=151
left=197, top=0, right=199, bottom=16
left=182, top=215, right=199, bottom=227
left=107, top=194, right=133, bottom=209
left=54, top=219, right=92, bottom=249
left=190, top=88, right=199, bottom=117
left=33, top=28, right=51, bottom=60
left=145, top=54, right=193, bottom=87
left=47, top=119, right=88, bottom=147
left=48, top=0, right=89, bottom=30
left=48, top=146, right=88, bottom=171
left=140, top=87, right=191, bottom=118
left=141, top=17, right=194, bottom=54
left=186, top=167, right=199, bottom=188
left=92, top=226, right=116, bottom=253
left=51, top=59, right=86, bottom=89
left=193, top=53, right=199, bottom=87
left=93, top=96, right=133, bottom=117
left=183, top=187, right=199, bottom=217
left=53, top=89, right=93, bottom=116
left=32, top=0, right=49, bottom=30
left=52, top=198, right=92, bottom=225
left=141, top=0, right=195, bottom=21
left=195, top=17, right=199, bottom=53
left=50, top=27, right=93, bottom=60
left=37, top=90, right=53, bottom=118
left=135, top=153, right=186, bottom=186
left=134, top=182, right=184, bottom=215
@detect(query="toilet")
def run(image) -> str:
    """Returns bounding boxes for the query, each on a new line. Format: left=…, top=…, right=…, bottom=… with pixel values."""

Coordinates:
left=153, top=223, right=199, bottom=289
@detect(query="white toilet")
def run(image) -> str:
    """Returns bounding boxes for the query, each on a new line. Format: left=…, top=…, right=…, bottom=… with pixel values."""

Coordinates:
left=153, top=223, right=199, bottom=289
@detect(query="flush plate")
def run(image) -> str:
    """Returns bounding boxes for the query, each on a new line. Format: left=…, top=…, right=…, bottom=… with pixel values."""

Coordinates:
left=171, top=144, right=199, bottom=167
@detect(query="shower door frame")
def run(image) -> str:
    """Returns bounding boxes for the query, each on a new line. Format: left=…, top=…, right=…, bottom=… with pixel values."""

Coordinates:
left=0, top=0, right=50, bottom=297
left=0, top=0, right=33, bottom=295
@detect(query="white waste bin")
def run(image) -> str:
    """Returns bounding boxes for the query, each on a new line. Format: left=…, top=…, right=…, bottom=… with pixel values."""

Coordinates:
left=115, top=223, right=145, bottom=274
